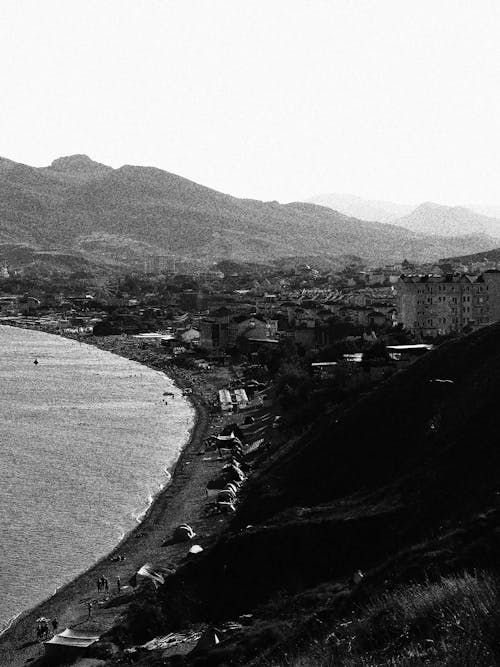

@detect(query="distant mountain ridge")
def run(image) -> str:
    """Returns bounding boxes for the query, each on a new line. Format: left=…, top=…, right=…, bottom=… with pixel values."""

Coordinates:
left=307, top=192, right=500, bottom=238
left=394, top=202, right=500, bottom=237
left=1, top=155, right=499, bottom=272
left=307, top=192, right=414, bottom=222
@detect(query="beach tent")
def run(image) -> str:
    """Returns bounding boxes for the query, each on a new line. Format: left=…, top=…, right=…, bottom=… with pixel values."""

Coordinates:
left=44, top=628, right=100, bottom=663
left=188, top=544, right=204, bottom=555
left=136, top=563, right=168, bottom=588
left=223, top=464, right=245, bottom=482
left=190, top=627, right=221, bottom=654
left=173, top=524, right=196, bottom=542
left=218, top=389, right=233, bottom=411
left=216, top=490, right=235, bottom=503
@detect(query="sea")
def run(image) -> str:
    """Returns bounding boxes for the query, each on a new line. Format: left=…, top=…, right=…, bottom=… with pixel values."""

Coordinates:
left=0, top=325, right=195, bottom=629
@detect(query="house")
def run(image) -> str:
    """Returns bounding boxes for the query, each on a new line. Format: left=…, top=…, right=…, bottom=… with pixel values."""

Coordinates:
left=228, top=315, right=278, bottom=347
left=311, top=361, right=338, bottom=380
left=387, top=343, right=433, bottom=369
left=199, top=307, right=232, bottom=350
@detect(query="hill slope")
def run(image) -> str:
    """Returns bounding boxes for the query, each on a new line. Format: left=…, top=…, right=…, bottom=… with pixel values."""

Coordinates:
left=136, top=323, right=500, bottom=664
left=441, top=244, right=500, bottom=266
left=1, top=156, right=499, bottom=270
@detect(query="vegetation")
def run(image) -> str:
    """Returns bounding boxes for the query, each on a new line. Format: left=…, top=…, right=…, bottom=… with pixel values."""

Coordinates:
left=268, top=573, right=500, bottom=666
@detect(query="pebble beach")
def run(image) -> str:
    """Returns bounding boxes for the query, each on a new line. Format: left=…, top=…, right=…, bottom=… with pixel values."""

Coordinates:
left=0, top=329, right=235, bottom=666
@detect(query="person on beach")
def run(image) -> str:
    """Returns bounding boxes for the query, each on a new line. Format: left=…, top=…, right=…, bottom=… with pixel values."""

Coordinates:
left=87, top=601, right=93, bottom=619
left=104, top=577, right=109, bottom=593
left=52, top=618, right=58, bottom=635
left=117, top=576, right=121, bottom=593
left=97, top=577, right=102, bottom=593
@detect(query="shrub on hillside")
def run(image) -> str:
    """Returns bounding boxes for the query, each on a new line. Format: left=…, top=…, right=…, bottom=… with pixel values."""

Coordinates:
left=112, top=592, right=169, bottom=645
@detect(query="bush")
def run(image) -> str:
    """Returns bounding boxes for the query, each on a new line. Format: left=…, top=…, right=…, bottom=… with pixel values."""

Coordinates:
left=115, top=592, right=169, bottom=645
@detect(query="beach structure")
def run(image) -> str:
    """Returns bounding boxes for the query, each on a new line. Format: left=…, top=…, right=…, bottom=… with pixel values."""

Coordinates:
left=188, top=544, right=204, bottom=555
left=173, top=524, right=196, bottom=542
left=218, top=388, right=233, bottom=411
left=190, top=627, right=221, bottom=655
left=218, top=387, right=249, bottom=411
left=44, top=628, right=100, bottom=663
left=135, top=563, right=169, bottom=588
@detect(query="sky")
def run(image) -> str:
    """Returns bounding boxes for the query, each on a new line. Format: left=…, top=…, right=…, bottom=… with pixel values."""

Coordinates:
left=1, top=0, right=500, bottom=205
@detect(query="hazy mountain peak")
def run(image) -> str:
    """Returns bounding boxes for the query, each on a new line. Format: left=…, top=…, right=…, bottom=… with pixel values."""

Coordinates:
left=306, top=192, right=414, bottom=222
left=48, top=154, right=112, bottom=175
left=416, top=201, right=444, bottom=210
left=394, top=201, right=500, bottom=238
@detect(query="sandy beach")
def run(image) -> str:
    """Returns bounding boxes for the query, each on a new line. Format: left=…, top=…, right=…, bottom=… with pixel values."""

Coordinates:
left=0, top=332, right=235, bottom=666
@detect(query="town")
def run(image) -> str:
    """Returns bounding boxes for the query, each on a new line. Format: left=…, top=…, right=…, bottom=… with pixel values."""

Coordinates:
left=2, top=253, right=500, bottom=424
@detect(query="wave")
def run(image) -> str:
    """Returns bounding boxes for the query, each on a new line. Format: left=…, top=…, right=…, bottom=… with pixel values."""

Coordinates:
left=132, top=476, right=169, bottom=524
left=0, top=611, right=21, bottom=638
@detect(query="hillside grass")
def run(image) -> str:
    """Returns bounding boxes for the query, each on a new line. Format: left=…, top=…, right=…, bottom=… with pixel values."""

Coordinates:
left=268, top=572, right=500, bottom=666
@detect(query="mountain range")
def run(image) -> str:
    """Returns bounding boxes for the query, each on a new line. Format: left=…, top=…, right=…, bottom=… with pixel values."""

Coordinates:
left=1, top=155, right=500, bottom=273
left=308, top=192, right=500, bottom=237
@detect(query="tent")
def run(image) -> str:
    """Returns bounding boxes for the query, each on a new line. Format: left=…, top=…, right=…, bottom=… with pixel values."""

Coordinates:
left=136, top=563, right=170, bottom=588
left=188, top=544, right=204, bottom=555
left=190, top=627, right=221, bottom=654
left=216, top=490, right=235, bottom=503
left=44, top=628, right=100, bottom=662
left=173, top=524, right=196, bottom=542
left=224, top=464, right=245, bottom=482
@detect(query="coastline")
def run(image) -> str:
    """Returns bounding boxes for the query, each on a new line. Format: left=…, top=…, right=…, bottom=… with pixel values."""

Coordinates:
left=0, top=327, right=230, bottom=666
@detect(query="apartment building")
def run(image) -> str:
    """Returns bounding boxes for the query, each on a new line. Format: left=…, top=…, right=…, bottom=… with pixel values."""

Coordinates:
left=397, top=270, right=500, bottom=336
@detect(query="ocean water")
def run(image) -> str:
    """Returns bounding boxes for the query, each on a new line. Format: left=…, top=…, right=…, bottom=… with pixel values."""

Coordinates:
left=0, top=326, right=195, bottom=627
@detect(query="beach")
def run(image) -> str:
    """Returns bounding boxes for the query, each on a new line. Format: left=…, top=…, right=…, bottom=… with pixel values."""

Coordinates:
left=0, top=331, right=235, bottom=666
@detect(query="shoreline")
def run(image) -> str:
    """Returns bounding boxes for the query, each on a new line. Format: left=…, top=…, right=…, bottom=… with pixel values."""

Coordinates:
left=0, top=327, right=227, bottom=665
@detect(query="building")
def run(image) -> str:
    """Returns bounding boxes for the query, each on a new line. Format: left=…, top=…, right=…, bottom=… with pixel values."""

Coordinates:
left=199, top=309, right=277, bottom=351
left=396, top=271, right=500, bottom=336
left=144, top=255, right=174, bottom=274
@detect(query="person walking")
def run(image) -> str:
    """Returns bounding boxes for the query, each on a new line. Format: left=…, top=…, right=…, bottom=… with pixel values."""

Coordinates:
left=97, top=578, right=102, bottom=593
left=87, top=602, right=93, bottom=619
left=104, top=577, right=109, bottom=593
left=52, top=618, right=58, bottom=635
left=116, top=576, right=121, bottom=593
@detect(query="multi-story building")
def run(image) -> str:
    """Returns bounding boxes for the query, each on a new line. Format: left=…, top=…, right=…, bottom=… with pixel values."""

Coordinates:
left=397, top=270, right=500, bottom=336
left=144, top=255, right=173, bottom=274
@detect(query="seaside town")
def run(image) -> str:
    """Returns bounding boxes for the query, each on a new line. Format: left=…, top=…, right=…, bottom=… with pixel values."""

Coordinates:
left=6, top=2, right=500, bottom=666
left=3, top=251, right=500, bottom=664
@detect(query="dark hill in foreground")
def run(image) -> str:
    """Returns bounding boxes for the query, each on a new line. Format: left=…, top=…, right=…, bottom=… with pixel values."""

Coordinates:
left=122, top=323, right=500, bottom=665
left=442, top=244, right=500, bottom=265
left=0, top=155, right=499, bottom=271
